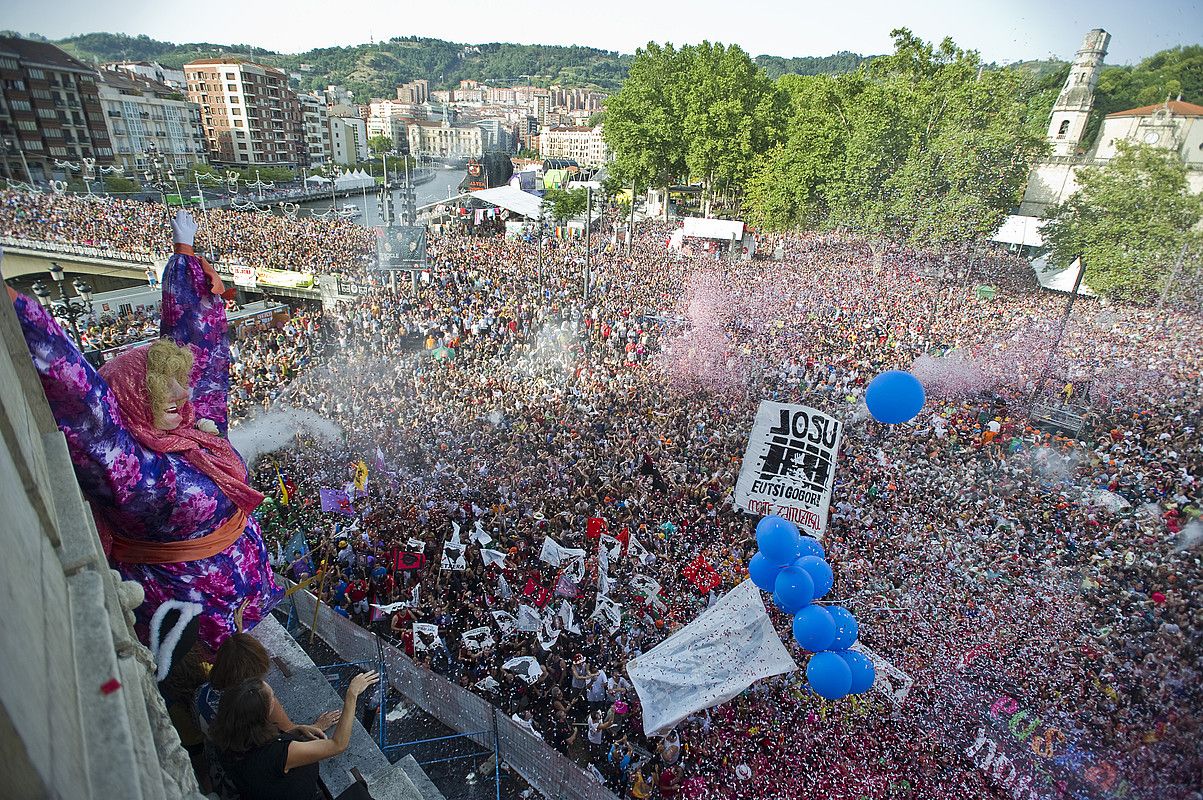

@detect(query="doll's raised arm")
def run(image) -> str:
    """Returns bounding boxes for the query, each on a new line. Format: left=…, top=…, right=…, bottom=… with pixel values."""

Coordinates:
left=159, top=210, right=232, bottom=436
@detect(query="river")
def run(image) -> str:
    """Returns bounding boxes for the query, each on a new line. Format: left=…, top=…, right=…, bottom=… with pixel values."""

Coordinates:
left=296, top=169, right=466, bottom=227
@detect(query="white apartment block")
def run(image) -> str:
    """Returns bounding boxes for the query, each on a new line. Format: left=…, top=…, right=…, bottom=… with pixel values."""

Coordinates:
left=328, top=105, right=368, bottom=165
left=298, top=93, right=331, bottom=165
left=539, top=125, right=609, bottom=167
left=97, top=70, right=207, bottom=173
left=406, top=120, right=482, bottom=158
left=104, top=61, right=186, bottom=91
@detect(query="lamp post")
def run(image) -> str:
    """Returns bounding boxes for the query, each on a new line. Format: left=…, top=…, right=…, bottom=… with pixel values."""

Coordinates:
left=3, top=137, right=34, bottom=184
left=194, top=171, right=223, bottom=213
left=142, top=143, right=175, bottom=205
left=32, top=263, right=94, bottom=348
left=247, top=169, right=275, bottom=202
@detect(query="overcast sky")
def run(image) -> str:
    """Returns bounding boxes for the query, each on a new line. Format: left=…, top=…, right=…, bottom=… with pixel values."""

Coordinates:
left=4, top=0, right=1199, bottom=65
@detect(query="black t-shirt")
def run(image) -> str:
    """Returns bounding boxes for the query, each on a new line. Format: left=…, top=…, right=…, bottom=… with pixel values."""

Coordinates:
left=220, top=734, right=321, bottom=800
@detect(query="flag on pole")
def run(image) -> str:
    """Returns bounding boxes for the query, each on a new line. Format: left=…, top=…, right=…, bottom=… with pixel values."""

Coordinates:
left=276, top=467, right=293, bottom=505
left=354, top=459, right=370, bottom=493
left=319, top=488, right=356, bottom=516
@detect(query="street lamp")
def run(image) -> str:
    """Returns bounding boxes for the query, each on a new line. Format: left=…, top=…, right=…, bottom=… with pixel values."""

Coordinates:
left=33, top=263, right=94, bottom=348
left=141, top=143, right=181, bottom=205
left=246, top=169, right=275, bottom=201
left=3, top=137, right=34, bottom=184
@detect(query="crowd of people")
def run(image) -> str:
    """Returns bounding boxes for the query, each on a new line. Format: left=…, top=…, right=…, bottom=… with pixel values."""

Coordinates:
left=0, top=190, right=375, bottom=274
left=242, top=223, right=1200, bottom=799
left=8, top=191, right=1200, bottom=799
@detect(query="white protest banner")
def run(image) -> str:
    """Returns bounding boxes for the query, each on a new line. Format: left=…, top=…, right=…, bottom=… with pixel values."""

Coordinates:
left=627, top=580, right=799, bottom=736
left=497, top=574, right=513, bottom=600
left=441, top=539, right=467, bottom=570
left=631, top=574, right=667, bottom=612
left=471, top=521, right=493, bottom=545
left=461, top=626, right=496, bottom=653
left=412, top=623, right=440, bottom=652
left=627, top=535, right=652, bottom=565
left=599, top=533, right=623, bottom=561
left=733, top=401, right=843, bottom=539
left=849, top=641, right=913, bottom=706
left=539, top=536, right=585, bottom=567
left=475, top=675, right=500, bottom=693
left=503, top=656, right=543, bottom=684
left=407, top=537, right=425, bottom=553
left=562, top=553, right=586, bottom=584
left=558, top=601, right=581, bottom=635
left=490, top=610, right=517, bottom=637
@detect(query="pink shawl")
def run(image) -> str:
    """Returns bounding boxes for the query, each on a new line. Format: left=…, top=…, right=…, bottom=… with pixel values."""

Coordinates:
left=99, top=344, right=264, bottom=515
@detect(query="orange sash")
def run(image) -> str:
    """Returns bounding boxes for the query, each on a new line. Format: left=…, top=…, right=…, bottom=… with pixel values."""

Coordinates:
left=173, top=242, right=226, bottom=295
left=110, top=510, right=248, bottom=565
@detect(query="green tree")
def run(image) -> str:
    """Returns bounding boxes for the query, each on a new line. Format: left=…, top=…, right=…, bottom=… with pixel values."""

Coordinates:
left=368, top=134, right=393, bottom=154
left=1042, top=141, right=1203, bottom=302
left=103, top=174, right=137, bottom=193
left=543, top=187, right=588, bottom=223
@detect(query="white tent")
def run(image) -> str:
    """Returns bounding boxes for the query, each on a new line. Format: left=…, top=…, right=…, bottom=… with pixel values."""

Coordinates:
left=992, top=214, right=1045, bottom=248
left=471, top=185, right=544, bottom=219
left=1032, top=255, right=1096, bottom=296
left=682, top=217, right=744, bottom=241
left=305, top=175, right=331, bottom=184
left=333, top=170, right=375, bottom=191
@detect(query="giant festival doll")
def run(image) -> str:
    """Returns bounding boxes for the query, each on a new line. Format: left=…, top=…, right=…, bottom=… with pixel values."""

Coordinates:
left=9, top=211, right=281, bottom=651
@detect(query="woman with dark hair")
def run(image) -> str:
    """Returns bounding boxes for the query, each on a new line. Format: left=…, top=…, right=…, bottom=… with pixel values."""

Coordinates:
left=211, top=671, right=379, bottom=800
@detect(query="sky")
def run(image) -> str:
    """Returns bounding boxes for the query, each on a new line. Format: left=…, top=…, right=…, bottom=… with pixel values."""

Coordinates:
left=3, top=0, right=1200, bottom=65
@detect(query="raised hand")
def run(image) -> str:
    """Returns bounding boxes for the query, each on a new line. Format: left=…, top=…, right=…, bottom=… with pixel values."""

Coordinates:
left=347, top=670, right=380, bottom=698
left=171, top=210, right=198, bottom=246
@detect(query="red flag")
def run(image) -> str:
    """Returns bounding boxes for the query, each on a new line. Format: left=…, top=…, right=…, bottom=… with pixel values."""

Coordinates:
left=535, top=586, right=552, bottom=608
left=682, top=555, right=721, bottom=595
left=617, top=525, right=630, bottom=555
left=586, top=517, right=607, bottom=540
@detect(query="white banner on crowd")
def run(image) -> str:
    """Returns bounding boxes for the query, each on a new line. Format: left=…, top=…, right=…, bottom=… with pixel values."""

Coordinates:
left=442, top=539, right=467, bottom=570
left=591, top=593, right=622, bottom=633
left=516, top=604, right=542, bottom=632
left=733, top=401, right=843, bottom=539
left=540, top=536, right=585, bottom=567
left=491, top=610, right=517, bottom=638
left=461, top=626, right=496, bottom=653
left=471, top=521, right=493, bottom=545
left=412, top=623, right=440, bottom=652
left=627, top=580, right=799, bottom=736
left=503, top=656, right=543, bottom=684
left=480, top=548, right=508, bottom=568
left=849, top=642, right=914, bottom=707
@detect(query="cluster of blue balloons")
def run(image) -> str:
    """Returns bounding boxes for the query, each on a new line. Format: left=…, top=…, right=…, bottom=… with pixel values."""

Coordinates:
left=865, top=370, right=925, bottom=425
left=750, top=515, right=876, bottom=700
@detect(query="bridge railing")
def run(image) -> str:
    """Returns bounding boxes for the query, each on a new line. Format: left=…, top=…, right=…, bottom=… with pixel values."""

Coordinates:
left=0, top=235, right=162, bottom=265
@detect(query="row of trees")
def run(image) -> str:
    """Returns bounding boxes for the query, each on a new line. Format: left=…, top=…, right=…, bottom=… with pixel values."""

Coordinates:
left=604, top=30, right=1201, bottom=300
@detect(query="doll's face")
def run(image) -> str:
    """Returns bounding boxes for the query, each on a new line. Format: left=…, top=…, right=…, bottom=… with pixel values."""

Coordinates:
left=153, top=377, right=191, bottom=430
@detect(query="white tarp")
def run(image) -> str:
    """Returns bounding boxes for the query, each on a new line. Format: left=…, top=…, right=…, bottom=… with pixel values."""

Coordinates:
left=1032, top=255, right=1097, bottom=296
left=682, top=217, right=744, bottom=241
left=733, top=401, right=843, bottom=539
left=627, top=580, right=798, bottom=736
left=849, top=641, right=913, bottom=707
left=471, top=185, right=544, bottom=219
left=991, top=214, right=1045, bottom=247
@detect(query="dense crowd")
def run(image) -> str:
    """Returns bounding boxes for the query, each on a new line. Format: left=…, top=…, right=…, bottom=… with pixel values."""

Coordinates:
left=8, top=190, right=1200, bottom=798
left=236, top=223, right=1201, bottom=800
left=0, top=190, right=375, bottom=274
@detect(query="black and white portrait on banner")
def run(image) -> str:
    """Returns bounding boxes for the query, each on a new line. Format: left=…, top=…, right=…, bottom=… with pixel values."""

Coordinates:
left=733, top=401, right=843, bottom=539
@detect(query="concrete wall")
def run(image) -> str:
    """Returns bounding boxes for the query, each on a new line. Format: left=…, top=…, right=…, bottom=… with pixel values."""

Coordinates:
left=0, top=289, right=205, bottom=799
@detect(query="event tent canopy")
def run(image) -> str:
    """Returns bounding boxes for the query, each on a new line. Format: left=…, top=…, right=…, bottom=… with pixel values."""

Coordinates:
left=682, top=217, right=745, bottom=241
left=992, top=214, right=1045, bottom=248
left=470, top=185, right=544, bottom=219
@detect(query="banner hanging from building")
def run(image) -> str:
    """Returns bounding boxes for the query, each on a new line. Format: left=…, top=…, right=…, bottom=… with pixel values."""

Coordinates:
left=733, top=401, right=843, bottom=539
left=255, top=267, right=315, bottom=289
left=232, top=262, right=256, bottom=288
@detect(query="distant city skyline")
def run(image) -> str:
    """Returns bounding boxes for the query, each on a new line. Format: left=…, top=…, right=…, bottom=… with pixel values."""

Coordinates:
left=4, top=0, right=1199, bottom=66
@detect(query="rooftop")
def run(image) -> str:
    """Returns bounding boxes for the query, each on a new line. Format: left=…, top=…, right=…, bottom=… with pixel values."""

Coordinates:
left=1105, top=99, right=1203, bottom=119
left=0, top=36, right=95, bottom=74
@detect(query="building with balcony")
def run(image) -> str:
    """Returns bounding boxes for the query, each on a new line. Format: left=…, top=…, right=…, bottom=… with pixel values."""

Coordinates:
left=327, top=104, right=368, bottom=165
left=184, top=59, right=305, bottom=167
left=96, top=70, right=206, bottom=174
left=298, top=93, right=332, bottom=165
left=0, top=36, right=115, bottom=183
left=103, top=61, right=187, bottom=91
left=539, top=124, right=609, bottom=168
left=406, top=119, right=482, bottom=158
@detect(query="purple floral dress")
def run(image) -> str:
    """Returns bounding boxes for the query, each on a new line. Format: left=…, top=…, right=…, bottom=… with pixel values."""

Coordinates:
left=13, top=253, right=281, bottom=650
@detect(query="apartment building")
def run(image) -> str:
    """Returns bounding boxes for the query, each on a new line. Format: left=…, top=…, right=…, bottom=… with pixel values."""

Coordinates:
left=406, top=119, right=482, bottom=158
left=104, top=61, right=187, bottom=91
left=298, top=93, right=331, bottom=165
left=96, top=70, right=206, bottom=174
left=396, top=79, right=429, bottom=105
left=0, top=36, right=114, bottom=183
left=185, top=59, right=306, bottom=167
left=327, top=104, right=368, bottom=165
left=539, top=124, right=609, bottom=167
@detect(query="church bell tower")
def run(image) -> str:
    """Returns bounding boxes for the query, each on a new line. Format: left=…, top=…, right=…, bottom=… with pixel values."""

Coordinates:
left=1046, top=29, right=1110, bottom=157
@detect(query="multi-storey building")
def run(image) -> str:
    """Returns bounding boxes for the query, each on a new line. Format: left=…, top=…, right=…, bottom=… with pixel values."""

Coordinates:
left=396, top=79, right=429, bottom=105
left=104, top=61, right=186, bottom=91
left=184, top=59, right=306, bottom=167
left=324, top=85, right=355, bottom=107
left=327, top=104, right=368, bottom=165
left=96, top=70, right=206, bottom=174
left=539, top=124, right=609, bottom=167
left=406, top=119, right=482, bottom=158
left=474, top=118, right=514, bottom=153
left=0, top=36, right=114, bottom=183
left=298, top=93, right=331, bottom=165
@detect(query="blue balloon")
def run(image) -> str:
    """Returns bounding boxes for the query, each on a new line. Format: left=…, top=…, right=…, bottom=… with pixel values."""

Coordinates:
left=772, top=566, right=814, bottom=614
left=807, top=652, right=852, bottom=700
left=748, top=552, right=783, bottom=593
left=838, top=650, right=876, bottom=694
left=792, top=605, right=836, bottom=652
left=865, top=370, right=926, bottom=425
left=827, top=605, right=859, bottom=649
left=796, top=536, right=825, bottom=559
left=756, top=515, right=800, bottom=566
left=796, top=556, right=834, bottom=600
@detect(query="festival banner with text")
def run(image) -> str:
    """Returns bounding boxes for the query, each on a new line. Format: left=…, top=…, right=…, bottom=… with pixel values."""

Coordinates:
left=734, top=401, right=842, bottom=538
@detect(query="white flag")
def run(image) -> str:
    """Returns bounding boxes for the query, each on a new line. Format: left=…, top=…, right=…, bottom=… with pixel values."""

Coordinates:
left=441, top=539, right=467, bottom=571
left=558, top=601, right=581, bottom=635
left=516, top=604, right=541, bottom=632
left=497, top=573, right=513, bottom=600
left=481, top=548, right=508, bottom=568
left=471, top=521, right=493, bottom=545
left=599, top=533, right=622, bottom=561
left=412, top=622, right=440, bottom=652
left=627, top=535, right=652, bottom=564
left=450, top=521, right=462, bottom=545
left=461, top=626, right=496, bottom=653
left=540, top=536, right=584, bottom=567
left=627, top=580, right=799, bottom=736
left=591, top=593, right=622, bottom=634
left=490, top=610, right=517, bottom=637
left=503, top=656, right=543, bottom=684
